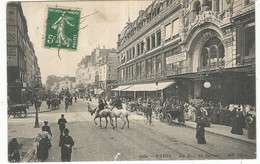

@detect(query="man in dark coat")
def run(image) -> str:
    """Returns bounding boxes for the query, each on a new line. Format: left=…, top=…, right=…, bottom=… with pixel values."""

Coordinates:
left=196, top=116, right=206, bottom=144
left=146, top=99, right=153, bottom=124
left=58, top=114, right=67, bottom=138
left=97, top=99, right=105, bottom=114
left=8, top=138, right=20, bottom=162
left=59, top=128, right=74, bottom=162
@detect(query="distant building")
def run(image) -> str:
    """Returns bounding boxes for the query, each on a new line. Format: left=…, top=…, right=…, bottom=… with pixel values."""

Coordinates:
left=59, top=76, right=76, bottom=93
left=76, top=46, right=118, bottom=99
left=115, top=0, right=255, bottom=106
left=7, top=2, right=41, bottom=103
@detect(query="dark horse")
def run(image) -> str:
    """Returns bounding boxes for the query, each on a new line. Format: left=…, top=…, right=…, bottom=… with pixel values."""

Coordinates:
left=8, top=104, right=29, bottom=118
left=90, top=108, right=114, bottom=129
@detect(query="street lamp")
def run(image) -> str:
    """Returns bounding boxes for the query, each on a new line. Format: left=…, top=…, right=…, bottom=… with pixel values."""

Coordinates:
left=34, top=76, right=41, bottom=128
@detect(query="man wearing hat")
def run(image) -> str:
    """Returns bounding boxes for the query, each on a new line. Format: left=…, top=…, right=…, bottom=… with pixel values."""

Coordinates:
left=59, top=128, right=74, bottom=162
left=58, top=114, right=67, bottom=138
left=42, top=121, right=52, bottom=137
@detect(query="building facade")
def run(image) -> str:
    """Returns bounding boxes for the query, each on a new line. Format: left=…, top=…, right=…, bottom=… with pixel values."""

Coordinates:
left=76, top=46, right=118, bottom=98
left=115, top=0, right=255, bottom=106
left=7, top=2, right=41, bottom=104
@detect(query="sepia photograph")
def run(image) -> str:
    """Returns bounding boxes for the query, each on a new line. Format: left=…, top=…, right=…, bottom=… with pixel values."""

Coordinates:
left=2, top=0, right=258, bottom=163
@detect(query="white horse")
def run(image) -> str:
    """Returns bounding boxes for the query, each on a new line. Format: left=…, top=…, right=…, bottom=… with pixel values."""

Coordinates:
left=110, top=106, right=130, bottom=129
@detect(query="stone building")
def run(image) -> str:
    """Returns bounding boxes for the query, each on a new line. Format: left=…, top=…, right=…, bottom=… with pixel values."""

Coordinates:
left=7, top=2, right=41, bottom=104
left=115, top=0, right=255, bottom=106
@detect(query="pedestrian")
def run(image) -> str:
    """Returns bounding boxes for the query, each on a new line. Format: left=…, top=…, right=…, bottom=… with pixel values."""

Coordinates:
left=231, top=107, right=243, bottom=135
left=74, top=96, right=77, bottom=102
left=58, top=114, right=67, bottom=138
left=65, top=97, right=69, bottom=112
left=196, top=116, right=206, bottom=144
left=42, top=121, right=52, bottom=137
left=59, top=128, right=74, bottom=162
left=8, top=138, right=20, bottom=162
left=47, top=98, right=51, bottom=109
left=246, top=107, right=256, bottom=139
left=36, top=132, right=51, bottom=162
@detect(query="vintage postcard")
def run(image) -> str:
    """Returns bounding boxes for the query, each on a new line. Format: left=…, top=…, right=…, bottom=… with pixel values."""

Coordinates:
left=4, top=0, right=257, bottom=163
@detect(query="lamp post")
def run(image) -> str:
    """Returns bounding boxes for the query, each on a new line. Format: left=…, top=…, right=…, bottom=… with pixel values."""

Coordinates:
left=34, top=76, right=41, bottom=128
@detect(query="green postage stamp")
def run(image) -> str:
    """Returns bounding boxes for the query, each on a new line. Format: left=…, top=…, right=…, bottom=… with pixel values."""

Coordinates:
left=45, top=7, right=81, bottom=50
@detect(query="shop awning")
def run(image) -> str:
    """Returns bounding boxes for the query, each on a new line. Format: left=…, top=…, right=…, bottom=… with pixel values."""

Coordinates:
left=124, top=81, right=175, bottom=91
left=111, top=85, right=132, bottom=91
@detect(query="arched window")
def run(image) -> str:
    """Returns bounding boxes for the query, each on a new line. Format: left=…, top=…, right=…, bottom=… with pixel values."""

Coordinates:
left=201, top=37, right=225, bottom=68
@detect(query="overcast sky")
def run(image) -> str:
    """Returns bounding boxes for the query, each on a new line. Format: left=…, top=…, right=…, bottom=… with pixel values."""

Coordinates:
left=21, top=1, right=152, bottom=84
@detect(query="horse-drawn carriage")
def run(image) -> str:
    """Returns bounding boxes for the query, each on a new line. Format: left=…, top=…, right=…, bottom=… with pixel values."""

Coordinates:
left=159, top=105, right=185, bottom=125
left=8, top=104, right=28, bottom=118
left=51, top=98, right=59, bottom=109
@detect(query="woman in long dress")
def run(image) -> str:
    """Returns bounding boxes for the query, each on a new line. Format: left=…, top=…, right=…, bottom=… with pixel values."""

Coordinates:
left=196, top=116, right=206, bottom=144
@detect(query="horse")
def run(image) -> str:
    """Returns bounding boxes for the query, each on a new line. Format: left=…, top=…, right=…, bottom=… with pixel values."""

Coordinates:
left=90, top=108, right=114, bottom=129
left=8, top=104, right=29, bottom=118
left=110, top=106, right=130, bottom=129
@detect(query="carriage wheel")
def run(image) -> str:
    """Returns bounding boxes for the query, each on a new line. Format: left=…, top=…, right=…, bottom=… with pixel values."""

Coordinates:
left=159, top=113, right=164, bottom=122
left=166, top=114, right=172, bottom=125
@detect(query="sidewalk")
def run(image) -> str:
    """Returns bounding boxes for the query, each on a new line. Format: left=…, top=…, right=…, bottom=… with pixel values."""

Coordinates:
left=131, top=112, right=256, bottom=144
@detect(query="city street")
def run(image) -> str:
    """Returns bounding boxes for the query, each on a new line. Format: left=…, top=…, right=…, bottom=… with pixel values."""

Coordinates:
left=8, top=99, right=256, bottom=162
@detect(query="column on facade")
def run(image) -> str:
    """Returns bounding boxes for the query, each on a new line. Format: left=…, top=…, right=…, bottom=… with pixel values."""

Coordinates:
left=219, top=0, right=223, bottom=13
left=212, top=0, right=217, bottom=12
left=162, top=52, right=166, bottom=77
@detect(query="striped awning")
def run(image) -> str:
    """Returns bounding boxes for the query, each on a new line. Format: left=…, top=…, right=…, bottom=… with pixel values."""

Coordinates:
left=111, top=85, right=132, bottom=91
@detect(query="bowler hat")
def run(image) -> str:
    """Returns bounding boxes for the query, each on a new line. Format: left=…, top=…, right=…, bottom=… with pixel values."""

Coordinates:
left=64, top=128, right=69, bottom=133
left=44, top=121, right=48, bottom=124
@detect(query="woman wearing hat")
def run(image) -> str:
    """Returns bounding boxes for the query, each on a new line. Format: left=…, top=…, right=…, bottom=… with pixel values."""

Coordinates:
left=196, top=116, right=206, bottom=144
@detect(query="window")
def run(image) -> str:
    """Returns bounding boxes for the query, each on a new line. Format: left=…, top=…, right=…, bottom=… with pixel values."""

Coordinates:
left=146, top=59, right=151, bottom=75
left=172, top=19, right=179, bottom=36
left=245, top=25, right=255, bottom=57
left=157, top=30, right=161, bottom=46
left=156, top=55, right=162, bottom=73
left=129, top=49, right=132, bottom=60
left=151, top=34, right=155, bottom=48
left=165, top=23, right=172, bottom=40
left=136, top=63, right=140, bottom=78
left=137, top=44, right=140, bottom=56
left=146, top=37, right=150, bottom=51
left=132, top=46, right=135, bottom=58
left=141, top=42, right=144, bottom=54
left=151, top=57, right=156, bottom=75
left=126, top=51, right=129, bottom=61
left=245, top=0, right=254, bottom=5
left=141, top=61, right=145, bottom=77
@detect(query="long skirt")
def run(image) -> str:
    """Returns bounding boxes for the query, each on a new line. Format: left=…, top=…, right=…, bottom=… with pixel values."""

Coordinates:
left=196, top=128, right=206, bottom=144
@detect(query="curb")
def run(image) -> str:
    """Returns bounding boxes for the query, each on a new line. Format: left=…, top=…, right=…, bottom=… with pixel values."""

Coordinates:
left=181, top=121, right=256, bottom=145
left=27, top=109, right=52, bottom=115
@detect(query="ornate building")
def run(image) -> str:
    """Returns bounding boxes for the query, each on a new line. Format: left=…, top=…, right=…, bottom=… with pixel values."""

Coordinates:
left=115, top=0, right=255, bottom=106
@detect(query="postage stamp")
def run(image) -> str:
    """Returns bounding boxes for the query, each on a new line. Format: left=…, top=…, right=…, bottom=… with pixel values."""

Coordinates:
left=44, top=7, right=81, bottom=51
